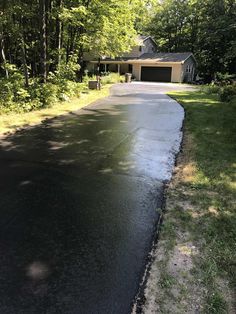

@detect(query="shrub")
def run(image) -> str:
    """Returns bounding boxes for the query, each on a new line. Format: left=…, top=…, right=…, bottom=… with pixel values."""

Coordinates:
left=100, top=71, right=111, bottom=77
left=0, top=64, right=26, bottom=104
left=202, top=84, right=221, bottom=95
left=57, top=80, right=82, bottom=99
left=15, top=88, right=31, bottom=102
left=27, top=80, right=58, bottom=108
left=82, top=74, right=96, bottom=85
left=0, top=64, right=124, bottom=114
left=55, top=54, right=80, bottom=81
left=38, top=83, right=59, bottom=106
left=101, top=73, right=123, bottom=85
left=120, top=76, right=125, bottom=83
left=219, top=85, right=236, bottom=102
left=0, top=79, right=14, bottom=103
left=214, top=72, right=236, bottom=86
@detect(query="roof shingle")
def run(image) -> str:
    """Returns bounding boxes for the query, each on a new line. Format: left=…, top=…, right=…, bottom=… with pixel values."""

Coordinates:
left=138, top=52, right=193, bottom=62
left=99, top=52, right=194, bottom=63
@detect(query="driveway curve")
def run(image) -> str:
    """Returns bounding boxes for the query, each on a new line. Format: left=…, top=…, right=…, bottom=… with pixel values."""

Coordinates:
left=0, top=83, right=187, bottom=313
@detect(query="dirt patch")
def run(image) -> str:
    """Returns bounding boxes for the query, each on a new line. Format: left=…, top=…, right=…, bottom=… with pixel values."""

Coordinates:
left=143, top=235, right=204, bottom=313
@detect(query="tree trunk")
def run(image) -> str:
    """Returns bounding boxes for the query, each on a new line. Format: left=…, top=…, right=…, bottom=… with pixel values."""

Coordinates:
left=39, top=0, right=47, bottom=83
left=0, top=34, right=9, bottom=79
left=77, top=22, right=86, bottom=81
left=45, top=0, right=53, bottom=72
left=55, top=0, right=63, bottom=66
left=78, top=46, right=84, bottom=82
left=20, top=37, right=29, bottom=87
left=66, top=25, right=75, bottom=63
left=66, top=36, right=70, bottom=63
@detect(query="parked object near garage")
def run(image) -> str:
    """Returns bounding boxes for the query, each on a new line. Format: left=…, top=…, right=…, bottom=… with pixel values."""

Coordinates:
left=125, top=73, right=132, bottom=83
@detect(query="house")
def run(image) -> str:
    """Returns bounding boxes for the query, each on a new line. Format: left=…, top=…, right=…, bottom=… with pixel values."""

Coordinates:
left=88, top=35, right=196, bottom=83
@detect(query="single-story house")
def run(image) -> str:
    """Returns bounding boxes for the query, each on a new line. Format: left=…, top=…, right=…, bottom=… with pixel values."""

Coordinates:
left=88, top=35, right=196, bottom=83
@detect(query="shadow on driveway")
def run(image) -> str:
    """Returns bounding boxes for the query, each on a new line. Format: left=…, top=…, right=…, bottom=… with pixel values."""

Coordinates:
left=0, top=86, right=184, bottom=313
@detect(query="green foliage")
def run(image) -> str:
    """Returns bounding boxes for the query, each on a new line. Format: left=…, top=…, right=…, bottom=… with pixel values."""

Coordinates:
left=60, top=0, right=139, bottom=59
left=35, top=83, right=59, bottom=107
left=159, top=273, right=176, bottom=289
left=147, top=0, right=191, bottom=52
left=203, top=80, right=236, bottom=102
left=47, top=54, right=82, bottom=100
left=0, top=0, right=141, bottom=113
left=0, top=70, right=122, bottom=114
left=0, top=64, right=26, bottom=105
left=146, top=0, right=236, bottom=80
left=101, top=73, right=124, bottom=85
left=219, top=85, right=236, bottom=102
left=202, top=84, right=221, bottom=95
left=54, top=54, right=80, bottom=81
left=214, top=72, right=236, bottom=85
left=1, top=0, right=235, bottom=90
left=0, top=0, right=139, bottom=78
left=205, top=291, right=227, bottom=314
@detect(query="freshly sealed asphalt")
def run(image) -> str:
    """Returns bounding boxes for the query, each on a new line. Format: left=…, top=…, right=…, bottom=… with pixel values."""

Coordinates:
left=0, top=83, right=189, bottom=313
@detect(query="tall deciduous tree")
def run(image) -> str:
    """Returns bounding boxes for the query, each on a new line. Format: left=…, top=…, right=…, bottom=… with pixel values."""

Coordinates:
left=60, top=0, right=141, bottom=78
left=146, top=0, right=236, bottom=80
left=39, top=0, right=47, bottom=82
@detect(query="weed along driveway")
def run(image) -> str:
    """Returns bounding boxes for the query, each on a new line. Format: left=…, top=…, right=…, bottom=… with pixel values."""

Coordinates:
left=0, top=83, right=192, bottom=313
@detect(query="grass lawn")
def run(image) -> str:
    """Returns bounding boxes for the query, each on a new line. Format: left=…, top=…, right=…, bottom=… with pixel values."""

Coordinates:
left=0, top=85, right=112, bottom=137
left=144, top=91, right=236, bottom=313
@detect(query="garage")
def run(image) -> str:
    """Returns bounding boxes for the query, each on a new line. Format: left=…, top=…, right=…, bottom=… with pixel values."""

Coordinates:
left=141, top=66, right=172, bottom=82
left=91, top=52, right=196, bottom=83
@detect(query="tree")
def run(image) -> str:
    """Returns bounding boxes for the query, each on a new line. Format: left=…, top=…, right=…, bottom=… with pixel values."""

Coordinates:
left=194, top=0, right=236, bottom=79
left=39, top=0, right=47, bottom=82
left=0, top=0, right=9, bottom=78
left=60, top=0, right=141, bottom=78
left=146, top=0, right=236, bottom=80
left=147, top=0, right=191, bottom=52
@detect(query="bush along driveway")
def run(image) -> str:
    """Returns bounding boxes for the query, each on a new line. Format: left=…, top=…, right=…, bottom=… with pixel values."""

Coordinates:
left=143, top=91, right=236, bottom=313
left=0, top=78, right=122, bottom=137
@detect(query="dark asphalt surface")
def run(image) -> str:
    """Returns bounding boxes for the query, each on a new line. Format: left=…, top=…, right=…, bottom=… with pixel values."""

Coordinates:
left=0, top=83, right=185, bottom=313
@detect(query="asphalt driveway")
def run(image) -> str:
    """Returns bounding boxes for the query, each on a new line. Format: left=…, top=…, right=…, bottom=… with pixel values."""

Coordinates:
left=0, top=83, right=188, bottom=313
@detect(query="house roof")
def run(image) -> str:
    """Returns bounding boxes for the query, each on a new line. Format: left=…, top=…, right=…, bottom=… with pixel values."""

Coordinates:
left=138, top=35, right=151, bottom=42
left=136, top=52, right=194, bottom=63
left=96, top=52, right=194, bottom=64
left=137, top=35, right=157, bottom=48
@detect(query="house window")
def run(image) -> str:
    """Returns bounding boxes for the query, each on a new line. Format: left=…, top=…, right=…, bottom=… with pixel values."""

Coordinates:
left=128, top=64, right=133, bottom=73
left=186, top=65, right=192, bottom=73
left=139, top=46, right=142, bottom=52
